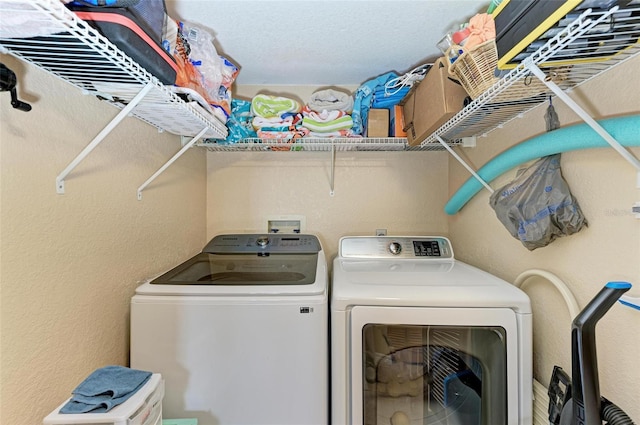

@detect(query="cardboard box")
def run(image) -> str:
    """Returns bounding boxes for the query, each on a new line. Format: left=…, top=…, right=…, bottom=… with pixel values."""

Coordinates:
left=400, top=57, right=468, bottom=146
left=367, top=108, right=389, bottom=137
left=391, top=105, right=407, bottom=137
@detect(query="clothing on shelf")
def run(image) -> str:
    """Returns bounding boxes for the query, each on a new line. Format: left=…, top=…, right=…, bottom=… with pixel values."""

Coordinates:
left=307, top=88, right=354, bottom=113
left=215, top=98, right=256, bottom=144
left=300, top=89, right=356, bottom=137
left=250, top=94, right=307, bottom=142
left=307, top=130, right=357, bottom=138
left=301, top=114, right=354, bottom=133
left=251, top=94, right=302, bottom=118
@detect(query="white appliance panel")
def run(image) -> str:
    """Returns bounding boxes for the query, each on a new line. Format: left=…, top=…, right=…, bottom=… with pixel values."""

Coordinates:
left=332, top=260, right=531, bottom=313
left=131, top=295, right=327, bottom=425
left=331, top=236, right=532, bottom=425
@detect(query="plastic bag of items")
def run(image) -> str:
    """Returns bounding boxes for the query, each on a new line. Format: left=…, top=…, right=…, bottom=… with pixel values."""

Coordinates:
left=173, top=20, right=238, bottom=122
left=489, top=154, right=587, bottom=251
left=219, top=98, right=257, bottom=144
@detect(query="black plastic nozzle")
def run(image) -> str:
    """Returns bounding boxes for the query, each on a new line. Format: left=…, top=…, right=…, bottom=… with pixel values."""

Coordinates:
left=571, top=281, right=631, bottom=425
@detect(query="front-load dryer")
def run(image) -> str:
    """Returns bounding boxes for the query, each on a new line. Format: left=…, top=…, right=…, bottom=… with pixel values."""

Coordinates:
left=131, top=234, right=328, bottom=425
left=331, top=236, right=532, bottom=425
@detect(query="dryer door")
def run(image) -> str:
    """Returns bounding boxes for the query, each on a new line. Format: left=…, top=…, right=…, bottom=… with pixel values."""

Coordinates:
left=349, top=306, right=520, bottom=425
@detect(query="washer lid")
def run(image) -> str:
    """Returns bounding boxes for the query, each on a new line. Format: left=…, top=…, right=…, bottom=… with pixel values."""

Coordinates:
left=136, top=234, right=327, bottom=296
left=150, top=252, right=319, bottom=286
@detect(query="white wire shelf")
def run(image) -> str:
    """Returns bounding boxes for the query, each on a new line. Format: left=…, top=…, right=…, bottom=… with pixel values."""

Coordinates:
left=1, top=0, right=637, bottom=159
left=200, top=5, right=639, bottom=153
left=0, top=0, right=227, bottom=139
left=198, top=137, right=456, bottom=152
left=423, top=4, right=640, bottom=147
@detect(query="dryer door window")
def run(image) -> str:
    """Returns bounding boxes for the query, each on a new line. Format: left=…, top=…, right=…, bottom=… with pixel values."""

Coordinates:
left=350, top=306, right=520, bottom=425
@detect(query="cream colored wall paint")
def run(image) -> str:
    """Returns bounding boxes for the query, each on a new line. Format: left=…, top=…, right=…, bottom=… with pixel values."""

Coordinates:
left=206, top=150, right=450, bottom=261
left=448, top=55, right=640, bottom=419
left=0, top=55, right=207, bottom=425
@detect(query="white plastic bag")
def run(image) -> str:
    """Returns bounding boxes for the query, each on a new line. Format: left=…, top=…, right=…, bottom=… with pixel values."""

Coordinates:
left=177, top=20, right=223, bottom=102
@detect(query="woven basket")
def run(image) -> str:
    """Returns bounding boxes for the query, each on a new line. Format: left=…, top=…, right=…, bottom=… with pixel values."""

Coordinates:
left=448, top=39, right=566, bottom=101
left=448, top=39, right=500, bottom=99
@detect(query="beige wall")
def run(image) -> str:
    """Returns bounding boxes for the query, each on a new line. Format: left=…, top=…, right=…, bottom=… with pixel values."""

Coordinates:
left=206, top=150, right=450, bottom=260
left=0, top=54, right=208, bottom=425
left=448, top=55, right=640, bottom=418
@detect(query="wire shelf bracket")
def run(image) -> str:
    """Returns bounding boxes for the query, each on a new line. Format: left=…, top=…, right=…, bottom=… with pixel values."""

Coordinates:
left=526, top=62, right=640, bottom=187
left=435, top=135, right=494, bottom=194
left=56, top=82, right=154, bottom=194
left=0, top=0, right=228, bottom=197
left=137, top=127, right=210, bottom=200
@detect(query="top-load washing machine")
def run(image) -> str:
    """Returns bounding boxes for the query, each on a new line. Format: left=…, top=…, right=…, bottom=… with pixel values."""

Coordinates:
left=331, top=236, right=532, bottom=425
left=130, top=234, right=328, bottom=425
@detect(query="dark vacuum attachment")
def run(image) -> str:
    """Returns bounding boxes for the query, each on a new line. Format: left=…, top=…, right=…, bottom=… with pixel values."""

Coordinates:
left=1, top=63, right=32, bottom=112
left=549, top=281, right=635, bottom=425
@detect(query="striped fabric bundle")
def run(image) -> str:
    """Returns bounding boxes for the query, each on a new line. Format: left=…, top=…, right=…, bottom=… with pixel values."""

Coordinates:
left=251, top=94, right=302, bottom=118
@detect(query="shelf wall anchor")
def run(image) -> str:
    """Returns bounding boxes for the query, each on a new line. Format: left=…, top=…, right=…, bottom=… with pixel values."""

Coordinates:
left=435, top=135, right=494, bottom=194
left=56, top=82, right=154, bottom=194
left=137, top=127, right=209, bottom=200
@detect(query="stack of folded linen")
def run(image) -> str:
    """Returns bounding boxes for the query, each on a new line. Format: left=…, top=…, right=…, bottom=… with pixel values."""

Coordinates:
left=301, top=89, right=356, bottom=138
left=59, top=366, right=152, bottom=414
left=250, top=94, right=308, bottom=140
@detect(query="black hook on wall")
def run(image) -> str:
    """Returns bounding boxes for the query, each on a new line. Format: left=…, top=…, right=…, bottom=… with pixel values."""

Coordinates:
left=0, top=63, right=32, bottom=112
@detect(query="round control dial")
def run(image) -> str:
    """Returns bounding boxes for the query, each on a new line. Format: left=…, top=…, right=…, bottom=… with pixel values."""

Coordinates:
left=388, top=241, right=402, bottom=255
left=256, top=236, right=270, bottom=247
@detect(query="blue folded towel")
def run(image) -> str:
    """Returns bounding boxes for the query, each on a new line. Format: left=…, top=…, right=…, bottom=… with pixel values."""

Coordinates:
left=372, top=86, right=410, bottom=108
left=60, top=366, right=152, bottom=414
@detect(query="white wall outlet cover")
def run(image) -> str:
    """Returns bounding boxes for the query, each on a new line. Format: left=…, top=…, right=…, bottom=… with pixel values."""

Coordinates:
left=266, top=215, right=306, bottom=233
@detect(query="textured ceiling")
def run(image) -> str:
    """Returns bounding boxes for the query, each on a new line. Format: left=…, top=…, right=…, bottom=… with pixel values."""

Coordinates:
left=165, top=0, right=488, bottom=86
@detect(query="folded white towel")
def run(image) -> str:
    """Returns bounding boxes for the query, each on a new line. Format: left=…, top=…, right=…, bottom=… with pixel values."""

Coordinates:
left=303, top=109, right=344, bottom=123
left=308, top=89, right=354, bottom=113
left=251, top=94, right=301, bottom=118
left=302, top=115, right=353, bottom=133
left=252, top=115, right=294, bottom=130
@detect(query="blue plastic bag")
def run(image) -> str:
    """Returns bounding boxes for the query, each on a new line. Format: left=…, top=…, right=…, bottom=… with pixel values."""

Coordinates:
left=220, top=98, right=256, bottom=144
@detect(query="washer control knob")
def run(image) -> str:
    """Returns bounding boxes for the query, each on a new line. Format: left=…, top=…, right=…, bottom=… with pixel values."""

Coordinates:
left=256, top=236, right=270, bottom=247
left=388, top=241, right=402, bottom=255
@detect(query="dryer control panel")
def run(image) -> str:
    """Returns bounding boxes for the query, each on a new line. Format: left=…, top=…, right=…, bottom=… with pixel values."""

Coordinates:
left=339, top=236, right=454, bottom=259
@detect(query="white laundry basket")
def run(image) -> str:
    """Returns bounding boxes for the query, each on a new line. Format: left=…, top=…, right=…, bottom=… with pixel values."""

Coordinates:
left=43, top=373, right=163, bottom=425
